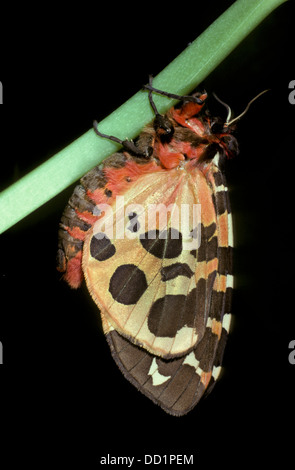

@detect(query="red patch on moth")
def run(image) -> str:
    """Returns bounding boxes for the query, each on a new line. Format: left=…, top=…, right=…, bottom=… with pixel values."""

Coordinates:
left=155, top=139, right=208, bottom=168
left=173, top=140, right=206, bottom=162
left=103, top=160, right=161, bottom=194
left=86, top=161, right=161, bottom=205
left=87, top=188, right=109, bottom=206
left=66, top=225, right=87, bottom=241
left=177, top=141, right=196, bottom=159
left=155, top=142, right=185, bottom=169
left=75, top=209, right=99, bottom=225
left=170, top=93, right=207, bottom=133
left=64, top=251, right=83, bottom=289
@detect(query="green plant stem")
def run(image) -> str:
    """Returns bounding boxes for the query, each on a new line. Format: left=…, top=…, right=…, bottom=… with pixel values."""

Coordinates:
left=0, top=0, right=288, bottom=234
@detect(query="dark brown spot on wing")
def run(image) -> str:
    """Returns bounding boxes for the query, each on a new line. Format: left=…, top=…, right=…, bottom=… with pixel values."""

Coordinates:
left=213, top=171, right=223, bottom=186
left=127, top=212, right=140, bottom=233
left=197, top=223, right=217, bottom=262
left=190, top=249, right=197, bottom=258
left=160, top=263, right=194, bottom=281
left=140, top=228, right=182, bottom=259
left=213, top=192, right=227, bottom=215
left=194, top=327, right=219, bottom=371
left=208, top=290, right=225, bottom=322
left=109, top=264, right=148, bottom=305
left=218, top=246, right=233, bottom=276
left=147, top=278, right=210, bottom=338
left=90, top=233, right=116, bottom=261
left=148, top=295, right=188, bottom=338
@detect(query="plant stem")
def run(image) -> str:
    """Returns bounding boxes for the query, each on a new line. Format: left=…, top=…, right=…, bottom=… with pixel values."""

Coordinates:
left=0, top=0, right=288, bottom=233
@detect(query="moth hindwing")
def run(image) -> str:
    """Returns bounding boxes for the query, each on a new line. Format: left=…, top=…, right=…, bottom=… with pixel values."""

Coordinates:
left=57, top=82, right=237, bottom=416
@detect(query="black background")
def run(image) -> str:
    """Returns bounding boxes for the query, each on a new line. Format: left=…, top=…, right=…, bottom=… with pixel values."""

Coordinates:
left=0, top=1, right=294, bottom=467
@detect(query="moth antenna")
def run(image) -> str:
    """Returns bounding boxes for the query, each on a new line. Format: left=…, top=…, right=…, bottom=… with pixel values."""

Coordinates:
left=212, top=92, right=232, bottom=123
left=226, top=89, right=270, bottom=126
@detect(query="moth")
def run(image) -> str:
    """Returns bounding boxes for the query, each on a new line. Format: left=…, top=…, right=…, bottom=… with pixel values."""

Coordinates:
left=57, top=78, right=255, bottom=415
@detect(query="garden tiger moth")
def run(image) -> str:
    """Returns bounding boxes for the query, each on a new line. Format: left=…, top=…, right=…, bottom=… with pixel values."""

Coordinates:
left=57, top=77, right=239, bottom=415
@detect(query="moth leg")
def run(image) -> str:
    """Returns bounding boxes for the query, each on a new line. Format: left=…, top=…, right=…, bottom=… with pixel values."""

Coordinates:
left=145, top=75, right=175, bottom=138
left=93, top=120, right=152, bottom=159
left=144, top=75, right=208, bottom=134
left=143, top=74, right=205, bottom=104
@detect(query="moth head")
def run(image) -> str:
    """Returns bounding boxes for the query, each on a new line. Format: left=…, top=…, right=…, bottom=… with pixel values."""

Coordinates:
left=209, top=90, right=269, bottom=159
